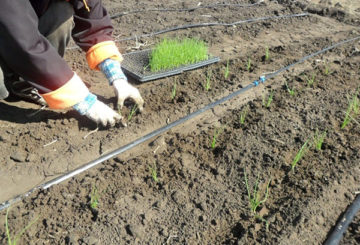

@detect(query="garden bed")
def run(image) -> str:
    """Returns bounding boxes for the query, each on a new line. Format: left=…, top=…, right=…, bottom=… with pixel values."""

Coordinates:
left=0, top=0, right=360, bottom=244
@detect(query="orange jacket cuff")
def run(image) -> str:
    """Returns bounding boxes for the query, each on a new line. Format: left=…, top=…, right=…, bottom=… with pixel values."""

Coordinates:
left=86, top=41, right=123, bottom=70
left=41, top=73, right=89, bottom=109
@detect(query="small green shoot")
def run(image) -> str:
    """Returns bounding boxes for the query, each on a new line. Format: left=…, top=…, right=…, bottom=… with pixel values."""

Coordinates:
left=239, top=106, right=249, bottom=125
left=171, top=80, right=177, bottom=101
left=204, top=70, right=212, bottom=91
left=128, top=104, right=138, bottom=121
left=265, top=47, right=270, bottom=61
left=5, top=207, right=38, bottom=245
left=284, top=81, right=295, bottom=96
left=262, top=90, right=274, bottom=108
left=211, top=127, right=224, bottom=149
left=313, top=129, right=326, bottom=151
left=90, top=184, right=99, bottom=209
left=224, top=60, right=230, bottom=79
left=149, top=163, right=159, bottom=182
left=305, top=73, right=316, bottom=87
left=341, top=89, right=360, bottom=129
left=246, top=58, right=251, bottom=72
left=244, top=171, right=271, bottom=230
left=291, top=140, right=310, bottom=172
left=323, top=63, right=330, bottom=76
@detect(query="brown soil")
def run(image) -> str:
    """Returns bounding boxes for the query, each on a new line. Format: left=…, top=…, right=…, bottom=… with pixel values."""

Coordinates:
left=1, top=0, right=360, bottom=244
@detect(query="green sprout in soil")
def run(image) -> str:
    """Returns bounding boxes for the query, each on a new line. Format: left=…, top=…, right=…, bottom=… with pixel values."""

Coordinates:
left=313, top=129, right=327, bottom=151
left=265, top=47, right=270, bottom=61
left=90, top=184, right=99, bottom=209
left=341, top=89, right=360, bottom=129
left=239, top=106, right=249, bottom=125
left=149, top=163, right=159, bottom=182
left=305, top=73, right=316, bottom=87
left=5, top=207, right=38, bottom=245
left=128, top=104, right=138, bottom=121
left=291, top=140, right=310, bottom=172
left=211, top=127, right=224, bottom=149
left=149, top=38, right=208, bottom=72
left=284, top=81, right=295, bottom=96
left=323, top=63, right=331, bottom=76
left=262, top=90, right=274, bottom=108
left=224, top=60, right=230, bottom=79
left=246, top=58, right=252, bottom=72
left=244, top=170, right=271, bottom=230
left=171, top=80, right=177, bottom=101
left=204, top=70, right=212, bottom=91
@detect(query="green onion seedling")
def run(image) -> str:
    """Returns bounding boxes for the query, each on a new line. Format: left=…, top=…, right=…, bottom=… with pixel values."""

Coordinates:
left=323, top=63, right=330, bottom=76
left=128, top=104, right=138, bottom=121
left=291, top=140, right=310, bottom=172
left=149, top=163, right=159, bottom=182
left=341, top=89, right=360, bottom=129
left=313, top=129, right=326, bottom=151
left=244, top=171, right=271, bottom=230
left=246, top=58, right=251, bottom=72
left=211, top=127, right=223, bottom=149
left=224, top=60, right=230, bottom=79
left=171, top=80, right=177, bottom=101
left=263, top=90, right=274, bottom=108
left=284, top=81, right=295, bottom=96
left=5, top=207, right=38, bottom=245
left=90, top=184, right=99, bottom=209
left=239, top=106, right=249, bottom=125
left=204, top=70, right=212, bottom=91
left=305, top=73, right=316, bottom=87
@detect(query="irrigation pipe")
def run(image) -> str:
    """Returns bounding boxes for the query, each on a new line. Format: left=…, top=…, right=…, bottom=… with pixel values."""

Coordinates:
left=0, top=35, right=359, bottom=212
left=66, top=13, right=309, bottom=50
left=110, top=1, right=264, bottom=19
left=324, top=194, right=360, bottom=245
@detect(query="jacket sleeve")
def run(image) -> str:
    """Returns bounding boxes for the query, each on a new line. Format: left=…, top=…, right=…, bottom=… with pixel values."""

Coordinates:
left=0, top=0, right=74, bottom=92
left=70, top=0, right=123, bottom=70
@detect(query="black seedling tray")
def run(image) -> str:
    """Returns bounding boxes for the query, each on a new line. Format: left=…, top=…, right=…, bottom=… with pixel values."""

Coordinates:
left=121, top=49, right=220, bottom=82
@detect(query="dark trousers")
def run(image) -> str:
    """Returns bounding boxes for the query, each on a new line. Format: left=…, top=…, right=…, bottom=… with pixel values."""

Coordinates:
left=0, top=0, right=74, bottom=99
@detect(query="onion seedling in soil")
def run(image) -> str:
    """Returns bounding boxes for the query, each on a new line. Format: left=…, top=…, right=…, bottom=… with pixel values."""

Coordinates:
left=313, top=129, right=327, bottom=151
left=244, top=171, right=271, bottom=230
left=246, top=57, right=252, bottom=72
left=341, top=89, right=360, bottom=129
left=149, top=163, right=159, bottom=182
left=210, top=126, right=224, bottom=149
left=171, top=80, right=177, bottom=101
left=305, top=73, right=316, bottom=87
left=204, top=70, right=212, bottom=91
left=90, top=184, right=99, bottom=209
left=149, top=38, right=208, bottom=72
left=262, top=90, right=274, bottom=108
left=5, top=207, right=38, bottom=245
left=291, top=140, right=310, bottom=173
left=128, top=104, right=138, bottom=122
left=323, top=62, right=331, bottom=76
left=284, top=81, right=295, bottom=96
left=239, top=105, right=249, bottom=125
left=224, top=60, right=230, bottom=79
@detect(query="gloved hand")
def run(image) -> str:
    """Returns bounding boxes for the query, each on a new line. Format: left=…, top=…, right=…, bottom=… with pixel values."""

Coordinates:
left=99, top=58, right=144, bottom=111
left=73, top=93, right=123, bottom=127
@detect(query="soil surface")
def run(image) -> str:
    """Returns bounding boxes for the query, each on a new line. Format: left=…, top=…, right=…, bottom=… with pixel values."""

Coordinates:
left=1, top=0, right=360, bottom=244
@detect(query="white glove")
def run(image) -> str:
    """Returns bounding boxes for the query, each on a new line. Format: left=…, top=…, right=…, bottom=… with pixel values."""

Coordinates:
left=84, top=100, right=123, bottom=127
left=113, top=79, right=144, bottom=111
left=73, top=93, right=123, bottom=127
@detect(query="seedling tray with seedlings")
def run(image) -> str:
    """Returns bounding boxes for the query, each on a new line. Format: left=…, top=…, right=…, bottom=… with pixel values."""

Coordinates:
left=121, top=40, right=220, bottom=82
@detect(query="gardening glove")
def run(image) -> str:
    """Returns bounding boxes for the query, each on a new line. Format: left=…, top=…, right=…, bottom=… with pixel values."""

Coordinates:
left=98, top=58, right=144, bottom=111
left=73, top=92, right=123, bottom=127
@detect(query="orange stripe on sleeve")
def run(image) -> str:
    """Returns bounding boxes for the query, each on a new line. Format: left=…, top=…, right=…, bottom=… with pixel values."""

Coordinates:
left=41, top=73, right=89, bottom=109
left=86, top=41, right=123, bottom=70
